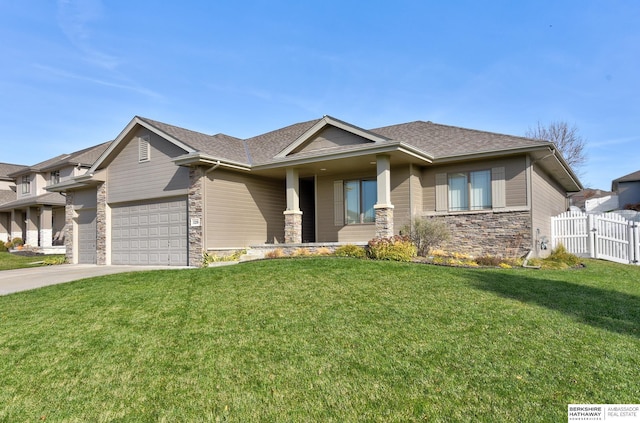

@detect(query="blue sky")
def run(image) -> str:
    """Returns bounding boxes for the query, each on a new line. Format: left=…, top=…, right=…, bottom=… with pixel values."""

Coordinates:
left=1, top=0, right=638, bottom=190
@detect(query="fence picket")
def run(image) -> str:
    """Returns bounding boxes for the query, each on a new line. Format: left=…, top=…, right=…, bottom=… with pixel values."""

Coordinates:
left=551, top=211, right=639, bottom=265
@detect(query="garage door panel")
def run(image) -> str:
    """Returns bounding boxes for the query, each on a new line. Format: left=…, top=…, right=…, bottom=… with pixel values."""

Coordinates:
left=111, top=198, right=187, bottom=266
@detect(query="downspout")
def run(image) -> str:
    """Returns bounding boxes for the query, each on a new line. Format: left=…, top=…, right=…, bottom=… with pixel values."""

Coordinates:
left=206, top=160, right=221, bottom=174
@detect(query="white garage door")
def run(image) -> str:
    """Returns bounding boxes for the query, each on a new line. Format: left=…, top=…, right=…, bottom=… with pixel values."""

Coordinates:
left=111, top=198, right=188, bottom=266
left=77, top=210, right=97, bottom=264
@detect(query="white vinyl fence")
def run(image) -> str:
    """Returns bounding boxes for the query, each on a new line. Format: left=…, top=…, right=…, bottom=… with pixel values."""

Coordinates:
left=551, top=211, right=640, bottom=265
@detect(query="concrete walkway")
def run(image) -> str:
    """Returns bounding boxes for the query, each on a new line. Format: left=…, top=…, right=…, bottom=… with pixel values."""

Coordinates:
left=0, top=264, right=191, bottom=296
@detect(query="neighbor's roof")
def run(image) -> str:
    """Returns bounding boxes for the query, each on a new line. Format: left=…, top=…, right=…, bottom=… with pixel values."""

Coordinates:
left=0, top=189, right=17, bottom=206
left=613, top=170, right=640, bottom=184
left=0, top=162, right=27, bottom=180
left=8, top=142, right=112, bottom=177
left=0, top=192, right=66, bottom=212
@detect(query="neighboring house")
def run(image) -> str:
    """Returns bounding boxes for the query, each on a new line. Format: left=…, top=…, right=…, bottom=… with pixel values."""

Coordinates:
left=569, top=188, right=618, bottom=213
left=0, top=162, right=28, bottom=243
left=0, top=143, right=111, bottom=251
left=47, top=115, right=582, bottom=266
left=611, top=170, right=640, bottom=209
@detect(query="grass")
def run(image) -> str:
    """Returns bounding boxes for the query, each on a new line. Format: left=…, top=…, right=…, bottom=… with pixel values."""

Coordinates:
left=1, top=258, right=639, bottom=422
left=0, top=252, right=65, bottom=270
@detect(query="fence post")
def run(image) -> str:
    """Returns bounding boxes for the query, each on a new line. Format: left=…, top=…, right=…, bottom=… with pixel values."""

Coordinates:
left=588, top=214, right=596, bottom=259
left=633, top=222, right=640, bottom=265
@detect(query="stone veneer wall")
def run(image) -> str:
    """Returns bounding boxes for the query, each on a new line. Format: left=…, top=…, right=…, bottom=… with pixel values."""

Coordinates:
left=64, top=191, right=75, bottom=263
left=284, top=211, right=303, bottom=244
left=188, top=167, right=205, bottom=267
left=375, top=206, right=394, bottom=238
left=430, top=210, right=532, bottom=258
left=96, top=182, right=107, bottom=265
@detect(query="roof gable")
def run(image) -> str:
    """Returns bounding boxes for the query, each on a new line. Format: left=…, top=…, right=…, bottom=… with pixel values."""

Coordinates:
left=275, top=115, right=390, bottom=159
left=89, top=116, right=198, bottom=172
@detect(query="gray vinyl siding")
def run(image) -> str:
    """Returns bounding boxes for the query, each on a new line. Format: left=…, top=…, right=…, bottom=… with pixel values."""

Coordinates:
left=422, top=156, right=528, bottom=211
left=107, top=129, right=189, bottom=204
left=316, top=167, right=412, bottom=242
left=618, top=181, right=640, bottom=208
left=205, top=170, right=285, bottom=249
left=391, top=165, right=411, bottom=233
left=316, top=172, right=376, bottom=242
left=293, top=126, right=371, bottom=155
left=531, top=164, right=567, bottom=250
left=410, top=164, right=423, bottom=219
left=73, top=188, right=97, bottom=209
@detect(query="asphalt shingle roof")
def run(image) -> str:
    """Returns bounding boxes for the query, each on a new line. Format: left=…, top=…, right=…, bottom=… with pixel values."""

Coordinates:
left=370, top=121, right=550, bottom=158
left=0, top=163, right=27, bottom=180
left=613, top=170, right=640, bottom=183
left=138, top=117, right=249, bottom=163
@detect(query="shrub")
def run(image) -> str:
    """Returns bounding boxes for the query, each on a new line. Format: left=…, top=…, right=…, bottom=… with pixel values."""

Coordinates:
left=43, top=256, right=66, bottom=265
left=334, top=244, right=366, bottom=259
left=12, top=237, right=23, bottom=247
left=315, top=247, right=332, bottom=256
left=367, top=235, right=417, bottom=262
left=4, top=241, right=13, bottom=250
left=291, top=248, right=311, bottom=257
left=545, top=244, right=582, bottom=267
left=475, top=255, right=502, bottom=267
left=265, top=248, right=285, bottom=259
left=0, top=242, right=7, bottom=252
left=400, top=217, right=450, bottom=256
left=202, top=249, right=246, bottom=266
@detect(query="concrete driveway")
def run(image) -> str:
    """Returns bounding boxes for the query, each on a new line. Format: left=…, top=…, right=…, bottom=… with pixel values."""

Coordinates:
left=0, top=264, right=192, bottom=296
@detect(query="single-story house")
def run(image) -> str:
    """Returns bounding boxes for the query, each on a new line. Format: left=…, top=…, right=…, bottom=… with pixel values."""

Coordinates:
left=0, top=143, right=110, bottom=251
left=46, top=115, right=582, bottom=266
left=611, top=170, right=640, bottom=209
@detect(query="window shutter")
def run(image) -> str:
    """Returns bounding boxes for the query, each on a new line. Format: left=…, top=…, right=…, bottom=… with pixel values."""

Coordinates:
left=491, top=167, right=506, bottom=209
left=334, top=180, right=344, bottom=226
left=138, top=136, right=150, bottom=162
left=435, top=173, right=447, bottom=212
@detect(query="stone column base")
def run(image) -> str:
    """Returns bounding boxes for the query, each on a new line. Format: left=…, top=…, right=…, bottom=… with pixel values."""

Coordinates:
left=284, top=210, right=303, bottom=244
left=374, top=204, right=394, bottom=238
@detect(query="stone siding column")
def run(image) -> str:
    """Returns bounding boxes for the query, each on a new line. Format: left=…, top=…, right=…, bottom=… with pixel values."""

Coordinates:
left=284, top=210, right=303, bottom=244
left=374, top=205, right=394, bottom=238
left=96, top=182, right=107, bottom=265
left=64, top=192, right=75, bottom=263
left=188, top=167, right=205, bottom=267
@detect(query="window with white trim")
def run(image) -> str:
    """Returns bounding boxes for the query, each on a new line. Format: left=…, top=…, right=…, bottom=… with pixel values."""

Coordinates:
left=448, top=170, right=491, bottom=211
left=138, top=136, right=150, bottom=162
left=50, top=170, right=60, bottom=185
left=344, top=179, right=376, bottom=224
left=21, top=175, right=31, bottom=194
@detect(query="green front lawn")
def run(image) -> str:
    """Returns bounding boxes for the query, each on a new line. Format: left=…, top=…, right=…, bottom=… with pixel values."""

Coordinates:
left=1, top=258, right=639, bottom=421
left=0, top=251, right=65, bottom=270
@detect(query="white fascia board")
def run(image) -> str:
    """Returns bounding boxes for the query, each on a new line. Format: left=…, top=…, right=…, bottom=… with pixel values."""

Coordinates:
left=274, top=116, right=391, bottom=159
left=172, top=153, right=251, bottom=171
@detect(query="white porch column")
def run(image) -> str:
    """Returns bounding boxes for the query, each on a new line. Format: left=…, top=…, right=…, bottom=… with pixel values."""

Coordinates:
left=25, top=207, right=38, bottom=246
left=40, top=205, right=53, bottom=248
left=284, top=168, right=302, bottom=243
left=374, top=154, right=394, bottom=238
